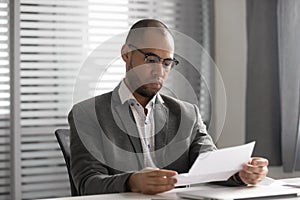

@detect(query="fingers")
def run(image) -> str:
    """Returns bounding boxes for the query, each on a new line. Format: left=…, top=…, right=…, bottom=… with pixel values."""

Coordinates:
left=141, top=170, right=177, bottom=194
left=147, top=169, right=178, bottom=177
left=250, top=157, right=269, bottom=167
left=239, top=167, right=267, bottom=184
left=239, top=157, right=269, bottom=185
left=243, top=163, right=265, bottom=174
left=129, top=169, right=178, bottom=194
left=145, top=169, right=177, bottom=186
left=147, top=175, right=177, bottom=185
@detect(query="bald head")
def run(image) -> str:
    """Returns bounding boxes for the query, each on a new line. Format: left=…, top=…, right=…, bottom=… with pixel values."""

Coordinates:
left=125, top=19, right=174, bottom=55
left=126, top=19, right=170, bottom=43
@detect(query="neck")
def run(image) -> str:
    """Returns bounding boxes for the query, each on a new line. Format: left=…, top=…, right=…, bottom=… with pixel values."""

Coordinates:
left=124, top=78, right=151, bottom=108
left=133, top=92, right=150, bottom=108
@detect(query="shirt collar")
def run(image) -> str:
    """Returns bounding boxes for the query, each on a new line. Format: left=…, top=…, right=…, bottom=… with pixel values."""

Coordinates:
left=119, top=79, right=135, bottom=104
left=118, top=79, right=164, bottom=106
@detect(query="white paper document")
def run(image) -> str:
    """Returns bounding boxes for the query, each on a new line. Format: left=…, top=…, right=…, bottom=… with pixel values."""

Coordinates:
left=175, top=142, right=255, bottom=186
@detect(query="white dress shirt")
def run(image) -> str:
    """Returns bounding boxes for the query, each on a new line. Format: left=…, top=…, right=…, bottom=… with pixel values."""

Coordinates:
left=118, top=80, right=164, bottom=168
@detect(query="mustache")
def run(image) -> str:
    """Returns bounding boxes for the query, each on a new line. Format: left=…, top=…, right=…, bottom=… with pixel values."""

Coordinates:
left=146, top=78, right=163, bottom=84
left=125, top=77, right=163, bottom=91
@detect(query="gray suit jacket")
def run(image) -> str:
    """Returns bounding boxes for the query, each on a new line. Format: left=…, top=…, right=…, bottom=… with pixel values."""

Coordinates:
left=68, top=85, right=219, bottom=195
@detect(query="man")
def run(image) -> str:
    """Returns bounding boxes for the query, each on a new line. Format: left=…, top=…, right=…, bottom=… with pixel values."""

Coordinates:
left=68, top=19, right=268, bottom=195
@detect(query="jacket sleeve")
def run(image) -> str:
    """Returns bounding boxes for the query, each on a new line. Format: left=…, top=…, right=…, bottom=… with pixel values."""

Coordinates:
left=68, top=104, right=133, bottom=195
left=188, top=105, right=217, bottom=168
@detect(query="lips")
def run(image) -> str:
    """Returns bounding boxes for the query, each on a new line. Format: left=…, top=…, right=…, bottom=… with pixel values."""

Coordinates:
left=148, top=82, right=162, bottom=89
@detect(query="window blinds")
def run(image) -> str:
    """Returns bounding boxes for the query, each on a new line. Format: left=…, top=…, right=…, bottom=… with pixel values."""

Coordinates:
left=5, top=0, right=214, bottom=199
left=0, top=0, right=10, bottom=199
left=18, top=0, right=128, bottom=199
left=19, top=0, right=85, bottom=198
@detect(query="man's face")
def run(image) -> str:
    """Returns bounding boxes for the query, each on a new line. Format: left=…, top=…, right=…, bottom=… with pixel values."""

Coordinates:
left=123, top=29, right=175, bottom=99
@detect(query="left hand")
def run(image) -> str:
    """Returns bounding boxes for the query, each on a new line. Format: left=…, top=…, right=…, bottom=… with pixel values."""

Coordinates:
left=239, top=157, right=269, bottom=185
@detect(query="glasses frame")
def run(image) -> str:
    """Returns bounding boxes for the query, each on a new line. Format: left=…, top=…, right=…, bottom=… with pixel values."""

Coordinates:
left=128, top=44, right=179, bottom=69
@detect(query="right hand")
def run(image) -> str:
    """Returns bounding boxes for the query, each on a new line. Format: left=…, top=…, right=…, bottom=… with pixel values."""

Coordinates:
left=128, top=168, right=178, bottom=194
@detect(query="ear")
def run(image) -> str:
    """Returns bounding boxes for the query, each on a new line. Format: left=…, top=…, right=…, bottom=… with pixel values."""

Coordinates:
left=121, top=44, right=130, bottom=62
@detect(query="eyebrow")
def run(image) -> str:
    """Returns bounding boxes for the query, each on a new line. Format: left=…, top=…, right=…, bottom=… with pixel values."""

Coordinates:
left=141, top=50, right=174, bottom=60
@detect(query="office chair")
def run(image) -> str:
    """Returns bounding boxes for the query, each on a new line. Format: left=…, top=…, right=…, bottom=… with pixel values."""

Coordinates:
left=55, top=129, right=79, bottom=196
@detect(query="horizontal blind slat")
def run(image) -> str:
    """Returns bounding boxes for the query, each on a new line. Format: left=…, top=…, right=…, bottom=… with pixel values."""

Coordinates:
left=22, top=151, right=62, bottom=159
left=22, top=174, right=68, bottom=183
left=21, top=119, right=68, bottom=126
left=21, top=142, right=59, bottom=151
left=21, top=63, right=81, bottom=69
left=0, top=187, right=10, bottom=194
left=21, top=54, right=84, bottom=61
left=21, top=71, right=77, bottom=77
left=20, top=22, right=87, bottom=29
left=0, top=146, right=9, bottom=153
left=20, top=6, right=87, bottom=14
left=21, top=87, right=74, bottom=93
left=21, top=14, right=88, bottom=22
left=21, top=111, right=70, bottom=118
left=21, top=127, right=68, bottom=135
left=0, top=162, right=9, bottom=168
left=21, top=95, right=72, bottom=101
left=22, top=188, right=69, bottom=199
left=22, top=158, right=65, bottom=167
left=0, top=137, right=9, bottom=144
left=21, top=78, right=75, bottom=85
left=21, top=0, right=87, bottom=6
left=22, top=166, right=67, bottom=175
left=20, top=38, right=86, bottom=45
left=0, top=170, right=10, bottom=177
left=0, top=178, right=9, bottom=185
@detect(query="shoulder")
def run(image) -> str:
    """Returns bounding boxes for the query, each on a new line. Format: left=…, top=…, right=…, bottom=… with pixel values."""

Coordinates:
left=68, top=92, right=114, bottom=125
left=71, top=92, right=113, bottom=112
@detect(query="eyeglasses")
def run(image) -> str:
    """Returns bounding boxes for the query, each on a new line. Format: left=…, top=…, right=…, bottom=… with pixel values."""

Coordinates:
left=128, top=44, right=179, bottom=69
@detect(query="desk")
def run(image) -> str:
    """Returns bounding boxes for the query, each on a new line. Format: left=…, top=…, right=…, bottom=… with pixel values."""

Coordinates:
left=39, top=178, right=300, bottom=200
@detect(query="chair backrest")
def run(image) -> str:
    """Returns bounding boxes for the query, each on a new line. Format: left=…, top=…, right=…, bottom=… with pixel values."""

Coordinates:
left=55, top=129, right=79, bottom=196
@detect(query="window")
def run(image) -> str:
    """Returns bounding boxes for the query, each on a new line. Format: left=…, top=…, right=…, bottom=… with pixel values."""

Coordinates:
left=4, top=0, right=214, bottom=199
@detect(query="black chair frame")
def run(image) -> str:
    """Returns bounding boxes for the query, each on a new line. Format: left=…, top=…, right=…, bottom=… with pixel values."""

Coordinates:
left=55, top=129, right=79, bottom=196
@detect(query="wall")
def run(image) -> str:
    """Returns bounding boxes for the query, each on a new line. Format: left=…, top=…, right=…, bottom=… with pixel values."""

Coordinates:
left=214, top=0, right=247, bottom=148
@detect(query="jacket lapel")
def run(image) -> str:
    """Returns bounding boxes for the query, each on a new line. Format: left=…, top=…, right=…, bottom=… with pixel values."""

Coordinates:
left=154, top=103, right=169, bottom=150
left=111, top=86, right=144, bottom=167
left=154, top=95, right=182, bottom=168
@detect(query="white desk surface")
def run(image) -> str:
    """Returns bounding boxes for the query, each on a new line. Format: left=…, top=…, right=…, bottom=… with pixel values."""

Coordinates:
left=39, top=178, right=300, bottom=200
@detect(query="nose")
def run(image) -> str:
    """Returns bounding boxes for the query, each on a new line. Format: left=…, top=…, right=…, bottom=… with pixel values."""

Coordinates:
left=151, top=63, right=164, bottom=77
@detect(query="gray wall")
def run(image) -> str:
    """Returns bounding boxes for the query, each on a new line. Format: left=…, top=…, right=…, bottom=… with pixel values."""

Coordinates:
left=215, top=0, right=246, bottom=148
left=214, top=0, right=300, bottom=179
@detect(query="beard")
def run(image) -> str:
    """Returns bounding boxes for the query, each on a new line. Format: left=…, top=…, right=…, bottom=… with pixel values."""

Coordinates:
left=126, top=74, right=162, bottom=98
left=126, top=63, right=163, bottom=98
left=135, top=84, right=160, bottom=98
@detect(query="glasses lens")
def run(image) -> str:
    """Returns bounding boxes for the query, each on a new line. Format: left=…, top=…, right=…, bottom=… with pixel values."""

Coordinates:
left=144, top=53, right=177, bottom=69
left=162, top=59, right=173, bottom=67
left=145, top=55, right=160, bottom=64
